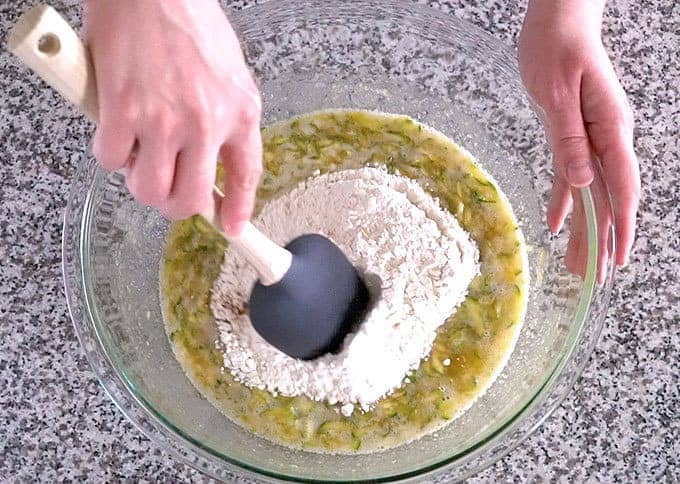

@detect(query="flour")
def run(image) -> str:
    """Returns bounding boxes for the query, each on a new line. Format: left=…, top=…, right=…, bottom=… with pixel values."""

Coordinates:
left=211, top=167, right=479, bottom=416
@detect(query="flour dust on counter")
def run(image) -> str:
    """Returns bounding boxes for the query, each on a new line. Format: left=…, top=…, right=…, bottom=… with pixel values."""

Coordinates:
left=160, top=109, right=528, bottom=454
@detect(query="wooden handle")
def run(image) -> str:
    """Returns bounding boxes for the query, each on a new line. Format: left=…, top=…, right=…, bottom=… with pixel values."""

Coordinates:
left=8, top=4, right=291, bottom=285
left=200, top=190, right=292, bottom=286
left=201, top=203, right=292, bottom=286
left=8, top=4, right=98, bottom=119
left=231, top=225, right=292, bottom=285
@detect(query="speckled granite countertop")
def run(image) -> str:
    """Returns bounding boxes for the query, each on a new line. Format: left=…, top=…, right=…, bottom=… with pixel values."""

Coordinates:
left=1, top=0, right=678, bottom=482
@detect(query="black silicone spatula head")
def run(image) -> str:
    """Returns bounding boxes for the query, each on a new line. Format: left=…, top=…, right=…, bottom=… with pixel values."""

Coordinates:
left=201, top=217, right=369, bottom=361
left=249, top=234, right=370, bottom=360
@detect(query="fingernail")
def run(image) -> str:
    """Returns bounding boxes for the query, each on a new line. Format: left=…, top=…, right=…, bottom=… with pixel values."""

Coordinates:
left=566, top=160, right=594, bottom=187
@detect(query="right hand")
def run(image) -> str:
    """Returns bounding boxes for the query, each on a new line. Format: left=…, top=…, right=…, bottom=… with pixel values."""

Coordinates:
left=519, top=0, right=640, bottom=279
left=84, top=0, right=262, bottom=236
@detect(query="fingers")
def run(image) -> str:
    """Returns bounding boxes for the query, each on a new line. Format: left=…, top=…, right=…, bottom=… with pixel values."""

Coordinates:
left=582, top=65, right=640, bottom=267
left=566, top=181, right=613, bottom=284
left=582, top=172, right=613, bottom=284
left=547, top=174, right=573, bottom=233
left=86, top=6, right=137, bottom=171
left=545, top=97, right=595, bottom=189
left=592, top=125, right=639, bottom=267
left=543, top=84, right=619, bottom=281
left=565, top=188, right=586, bottom=278
left=592, top=175, right=613, bottom=284
left=92, top=103, right=136, bottom=171
left=166, top=141, right=219, bottom=220
left=126, top=130, right=178, bottom=209
left=219, top=105, right=263, bottom=237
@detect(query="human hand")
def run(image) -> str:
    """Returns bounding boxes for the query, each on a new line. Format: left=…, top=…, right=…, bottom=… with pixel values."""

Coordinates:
left=84, top=0, right=262, bottom=236
left=519, top=0, right=640, bottom=279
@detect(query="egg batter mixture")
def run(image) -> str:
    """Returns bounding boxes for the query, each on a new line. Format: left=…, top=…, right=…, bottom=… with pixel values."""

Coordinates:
left=160, top=110, right=528, bottom=454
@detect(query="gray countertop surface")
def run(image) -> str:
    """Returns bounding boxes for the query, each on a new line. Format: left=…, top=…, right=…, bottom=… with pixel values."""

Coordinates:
left=1, top=0, right=678, bottom=482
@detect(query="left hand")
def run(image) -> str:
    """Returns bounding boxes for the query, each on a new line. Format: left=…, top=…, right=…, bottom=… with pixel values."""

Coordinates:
left=519, top=0, right=640, bottom=279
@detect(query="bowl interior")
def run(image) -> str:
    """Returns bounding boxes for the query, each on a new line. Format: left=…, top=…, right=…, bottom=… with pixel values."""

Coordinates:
left=66, top=1, right=613, bottom=481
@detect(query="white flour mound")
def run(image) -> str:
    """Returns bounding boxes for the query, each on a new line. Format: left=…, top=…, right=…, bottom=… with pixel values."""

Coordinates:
left=211, top=167, right=479, bottom=416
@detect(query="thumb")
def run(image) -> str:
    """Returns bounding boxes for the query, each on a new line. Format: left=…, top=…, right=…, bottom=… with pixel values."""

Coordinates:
left=545, top=98, right=595, bottom=188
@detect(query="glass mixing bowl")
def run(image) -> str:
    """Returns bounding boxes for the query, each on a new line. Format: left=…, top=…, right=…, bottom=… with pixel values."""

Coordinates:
left=62, top=1, right=616, bottom=481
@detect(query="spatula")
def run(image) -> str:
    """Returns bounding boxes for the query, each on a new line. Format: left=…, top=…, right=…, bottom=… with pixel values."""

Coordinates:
left=8, top=4, right=370, bottom=360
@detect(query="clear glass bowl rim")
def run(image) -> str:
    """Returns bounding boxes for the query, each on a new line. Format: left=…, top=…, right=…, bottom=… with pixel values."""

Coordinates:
left=61, top=1, right=616, bottom=481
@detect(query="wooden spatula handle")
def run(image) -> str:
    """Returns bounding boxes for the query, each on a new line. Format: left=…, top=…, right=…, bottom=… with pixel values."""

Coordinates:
left=8, top=4, right=291, bottom=285
left=231, top=226, right=292, bottom=286
left=200, top=205, right=292, bottom=286
left=8, top=5, right=98, bottom=119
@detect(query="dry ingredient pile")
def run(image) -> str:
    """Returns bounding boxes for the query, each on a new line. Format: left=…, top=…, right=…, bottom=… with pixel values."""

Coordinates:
left=211, top=167, right=479, bottom=417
